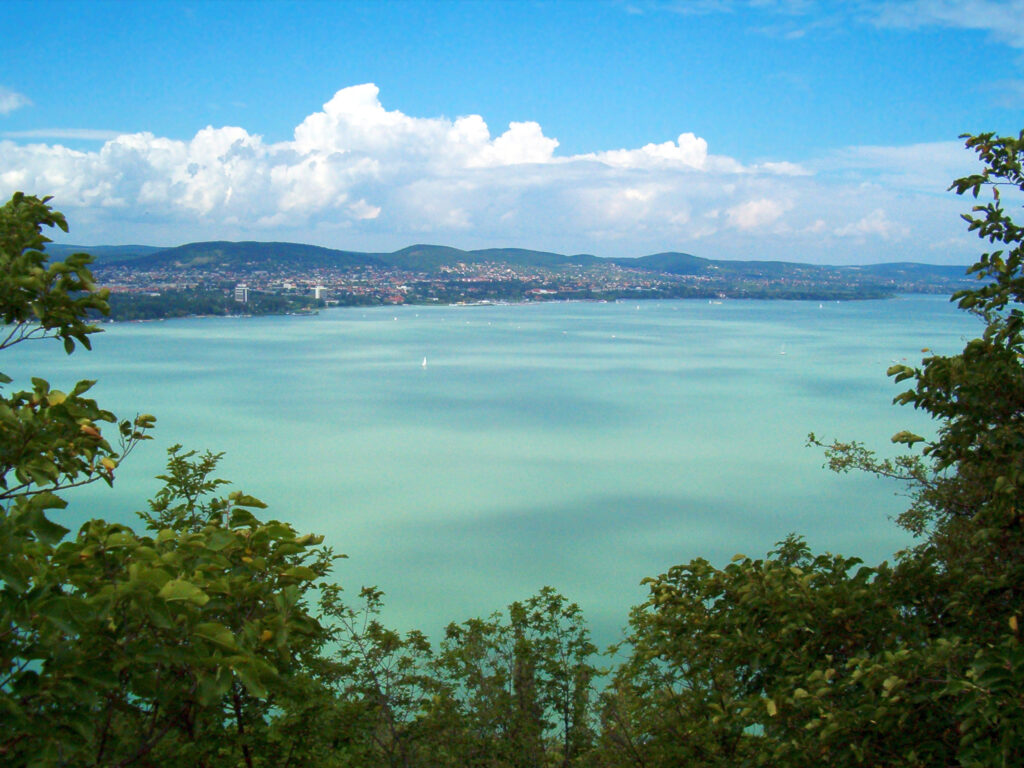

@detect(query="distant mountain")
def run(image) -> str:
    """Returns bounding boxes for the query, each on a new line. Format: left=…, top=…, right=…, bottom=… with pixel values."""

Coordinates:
left=847, top=262, right=972, bottom=280
left=391, top=245, right=602, bottom=270
left=386, top=245, right=475, bottom=271
left=123, top=240, right=383, bottom=270
left=73, top=238, right=972, bottom=287
left=613, top=252, right=709, bottom=275
left=47, top=244, right=164, bottom=263
left=96, top=241, right=608, bottom=273
left=615, top=252, right=855, bottom=279
left=470, top=248, right=602, bottom=268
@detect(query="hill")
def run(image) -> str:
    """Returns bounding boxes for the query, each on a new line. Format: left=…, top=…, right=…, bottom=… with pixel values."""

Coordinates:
left=123, top=240, right=384, bottom=270
left=95, top=241, right=606, bottom=273
left=68, top=239, right=972, bottom=284
left=45, top=243, right=164, bottom=263
left=71, top=238, right=978, bottom=310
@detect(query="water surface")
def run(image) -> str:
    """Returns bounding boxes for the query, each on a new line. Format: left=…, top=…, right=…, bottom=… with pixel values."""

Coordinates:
left=6, top=296, right=979, bottom=645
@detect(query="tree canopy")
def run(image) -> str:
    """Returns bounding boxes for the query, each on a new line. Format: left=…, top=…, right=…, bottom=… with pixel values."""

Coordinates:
left=601, top=130, right=1024, bottom=768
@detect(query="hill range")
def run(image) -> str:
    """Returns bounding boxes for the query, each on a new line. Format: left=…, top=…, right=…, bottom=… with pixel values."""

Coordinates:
left=47, top=240, right=973, bottom=286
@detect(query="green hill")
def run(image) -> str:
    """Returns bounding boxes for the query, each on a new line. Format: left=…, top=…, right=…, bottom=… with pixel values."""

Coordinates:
left=123, top=241, right=384, bottom=270
left=470, top=248, right=601, bottom=268
left=614, top=252, right=708, bottom=275
left=46, top=244, right=165, bottom=263
left=76, top=238, right=974, bottom=291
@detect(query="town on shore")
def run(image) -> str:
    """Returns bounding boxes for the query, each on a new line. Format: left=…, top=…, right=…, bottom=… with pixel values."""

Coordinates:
left=54, top=240, right=976, bottom=321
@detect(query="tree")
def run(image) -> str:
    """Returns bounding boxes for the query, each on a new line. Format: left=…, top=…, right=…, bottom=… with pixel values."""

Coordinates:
left=316, top=584, right=439, bottom=768
left=598, top=131, right=1024, bottom=768
left=0, top=193, right=151, bottom=511
left=0, top=193, right=338, bottom=766
left=816, top=131, right=1024, bottom=766
left=432, top=587, right=598, bottom=768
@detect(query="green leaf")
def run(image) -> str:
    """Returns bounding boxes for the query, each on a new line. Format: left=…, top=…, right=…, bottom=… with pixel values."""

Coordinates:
left=229, top=492, right=267, bottom=509
left=25, top=506, right=70, bottom=545
left=194, top=621, right=238, bottom=650
left=197, top=669, right=233, bottom=705
left=157, top=579, right=210, bottom=606
left=891, top=430, right=924, bottom=446
left=233, top=662, right=268, bottom=698
left=205, top=529, right=237, bottom=552
left=283, top=566, right=318, bottom=581
left=229, top=508, right=259, bottom=528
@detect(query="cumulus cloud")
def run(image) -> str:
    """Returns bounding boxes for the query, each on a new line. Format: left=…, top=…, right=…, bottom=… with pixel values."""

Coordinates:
left=0, top=83, right=979, bottom=263
left=290, top=84, right=558, bottom=169
left=0, top=86, right=31, bottom=115
left=589, top=133, right=714, bottom=170
left=726, top=197, right=792, bottom=230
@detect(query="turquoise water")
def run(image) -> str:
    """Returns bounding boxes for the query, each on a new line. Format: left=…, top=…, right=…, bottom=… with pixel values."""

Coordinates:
left=5, top=296, right=980, bottom=646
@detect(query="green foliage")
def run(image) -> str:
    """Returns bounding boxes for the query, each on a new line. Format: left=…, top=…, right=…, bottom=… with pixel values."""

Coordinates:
left=0, top=193, right=109, bottom=354
left=316, top=584, right=441, bottom=768
left=432, top=586, right=598, bottom=768
left=0, top=194, right=336, bottom=766
left=103, top=288, right=322, bottom=322
left=598, top=131, right=1024, bottom=768
left=599, top=537, right=963, bottom=767
left=310, top=585, right=600, bottom=768
left=0, top=377, right=154, bottom=504
left=0, top=193, right=150, bottom=507
left=1, top=447, right=336, bottom=767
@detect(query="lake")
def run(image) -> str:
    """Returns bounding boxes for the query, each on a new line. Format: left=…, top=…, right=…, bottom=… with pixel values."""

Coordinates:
left=6, top=295, right=980, bottom=647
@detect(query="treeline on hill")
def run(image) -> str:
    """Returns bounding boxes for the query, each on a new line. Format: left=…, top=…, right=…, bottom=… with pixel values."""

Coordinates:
left=103, top=289, right=324, bottom=322
left=2, top=130, right=1023, bottom=768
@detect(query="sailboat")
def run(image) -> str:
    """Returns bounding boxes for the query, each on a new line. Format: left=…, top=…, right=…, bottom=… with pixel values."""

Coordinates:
left=421, top=356, right=428, bottom=368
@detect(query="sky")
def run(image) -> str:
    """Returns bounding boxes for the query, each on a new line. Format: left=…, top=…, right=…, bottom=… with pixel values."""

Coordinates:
left=1, top=0, right=1023, bottom=265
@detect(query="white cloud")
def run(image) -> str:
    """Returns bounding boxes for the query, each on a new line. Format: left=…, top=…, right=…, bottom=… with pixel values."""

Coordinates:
left=726, top=197, right=792, bottom=229
left=0, top=83, right=982, bottom=263
left=634, top=0, right=1024, bottom=50
left=752, top=160, right=811, bottom=175
left=291, top=84, right=558, bottom=170
left=834, top=208, right=910, bottom=239
left=2, top=128, right=124, bottom=141
left=476, top=121, right=559, bottom=167
left=815, top=140, right=975, bottom=191
left=590, top=132, right=714, bottom=170
left=869, top=0, right=1024, bottom=48
left=0, top=86, right=31, bottom=115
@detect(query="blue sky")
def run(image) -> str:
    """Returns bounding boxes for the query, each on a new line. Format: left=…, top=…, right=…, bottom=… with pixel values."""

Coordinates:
left=2, top=0, right=1022, bottom=264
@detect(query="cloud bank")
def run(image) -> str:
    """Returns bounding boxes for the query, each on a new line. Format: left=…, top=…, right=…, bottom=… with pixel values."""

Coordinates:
left=0, top=84, right=982, bottom=263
